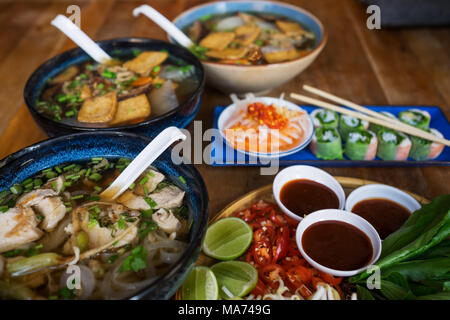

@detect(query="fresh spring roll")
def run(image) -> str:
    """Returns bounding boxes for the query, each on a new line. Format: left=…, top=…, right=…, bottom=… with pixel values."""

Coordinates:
left=344, top=130, right=378, bottom=160
left=339, top=115, right=369, bottom=141
left=376, top=129, right=412, bottom=161
left=398, top=109, right=431, bottom=130
left=369, top=111, right=397, bottom=134
left=310, top=127, right=343, bottom=160
left=310, top=109, right=339, bottom=129
left=409, top=128, right=445, bottom=160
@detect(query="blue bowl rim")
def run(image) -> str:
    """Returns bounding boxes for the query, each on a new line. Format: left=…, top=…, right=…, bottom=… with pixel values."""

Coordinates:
left=0, top=131, right=209, bottom=300
left=23, top=37, right=206, bottom=132
left=170, top=0, right=328, bottom=68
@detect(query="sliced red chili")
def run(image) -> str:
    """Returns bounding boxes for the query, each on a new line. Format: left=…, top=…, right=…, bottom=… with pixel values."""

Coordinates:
left=318, top=271, right=342, bottom=286
left=286, top=266, right=313, bottom=287
left=251, top=279, right=268, bottom=297
left=273, top=227, right=289, bottom=263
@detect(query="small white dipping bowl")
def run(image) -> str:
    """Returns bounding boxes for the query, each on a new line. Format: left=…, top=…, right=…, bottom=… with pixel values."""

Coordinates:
left=345, top=184, right=421, bottom=215
left=296, top=209, right=382, bottom=277
left=273, top=165, right=345, bottom=221
left=218, top=97, right=314, bottom=159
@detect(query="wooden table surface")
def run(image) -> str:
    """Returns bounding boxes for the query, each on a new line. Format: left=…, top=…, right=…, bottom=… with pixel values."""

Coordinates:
left=0, top=0, right=449, bottom=217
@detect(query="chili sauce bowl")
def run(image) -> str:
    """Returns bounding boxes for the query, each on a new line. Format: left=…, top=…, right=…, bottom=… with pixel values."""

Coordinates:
left=273, top=165, right=345, bottom=221
left=296, top=209, right=382, bottom=277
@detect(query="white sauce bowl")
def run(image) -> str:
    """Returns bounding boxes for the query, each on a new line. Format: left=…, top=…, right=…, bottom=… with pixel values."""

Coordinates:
left=273, top=165, right=345, bottom=221
left=296, top=209, right=382, bottom=277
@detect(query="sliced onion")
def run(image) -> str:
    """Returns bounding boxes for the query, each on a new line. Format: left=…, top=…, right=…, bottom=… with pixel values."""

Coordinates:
left=59, top=264, right=96, bottom=300
left=38, top=215, right=71, bottom=251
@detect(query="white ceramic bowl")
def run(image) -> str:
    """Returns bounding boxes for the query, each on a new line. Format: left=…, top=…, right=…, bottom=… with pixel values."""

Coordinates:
left=345, top=184, right=421, bottom=214
left=296, top=209, right=382, bottom=277
left=218, top=97, right=314, bottom=159
left=272, top=165, right=345, bottom=221
left=171, top=1, right=327, bottom=94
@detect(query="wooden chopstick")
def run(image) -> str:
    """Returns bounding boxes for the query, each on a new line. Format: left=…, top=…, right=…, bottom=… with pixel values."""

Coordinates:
left=290, top=92, right=450, bottom=147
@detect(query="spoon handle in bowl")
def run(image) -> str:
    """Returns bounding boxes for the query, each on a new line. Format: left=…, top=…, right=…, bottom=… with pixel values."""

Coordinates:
left=51, top=15, right=112, bottom=63
left=133, top=4, right=194, bottom=48
left=101, top=126, right=187, bottom=200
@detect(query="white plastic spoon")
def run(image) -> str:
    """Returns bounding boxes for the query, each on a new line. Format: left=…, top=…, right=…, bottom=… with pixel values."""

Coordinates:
left=101, top=126, right=187, bottom=200
left=51, top=14, right=112, bottom=63
left=133, top=4, right=194, bottom=48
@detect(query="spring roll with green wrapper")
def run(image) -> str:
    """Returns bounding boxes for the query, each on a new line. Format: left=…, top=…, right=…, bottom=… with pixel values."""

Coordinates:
left=344, top=130, right=378, bottom=160
left=369, top=111, right=397, bottom=134
left=398, top=109, right=431, bottom=130
left=310, top=108, right=339, bottom=129
left=409, top=128, right=445, bottom=160
left=310, top=127, right=343, bottom=160
left=376, top=129, right=412, bottom=161
left=339, top=114, right=369, bottom=141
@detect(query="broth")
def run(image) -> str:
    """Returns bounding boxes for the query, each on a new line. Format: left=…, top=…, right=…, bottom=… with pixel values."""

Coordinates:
left=37, top=51, right=199, bottom=127
left=184, top=11, right=316, bottom=65
left=280, top=179, right=339, bottom=217
left=302, top=220, right=373, bottom=271
left=352, top=198, right=411, bottom=239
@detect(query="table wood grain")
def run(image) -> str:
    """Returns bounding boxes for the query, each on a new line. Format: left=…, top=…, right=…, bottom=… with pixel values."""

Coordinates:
left=0, top=0, right=449, bottom=216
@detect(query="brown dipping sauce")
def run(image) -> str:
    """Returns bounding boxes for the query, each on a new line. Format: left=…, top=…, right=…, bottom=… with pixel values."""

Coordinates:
left=302, top=220, right=373, bottom=271
left=280, top=179, right=339, bottom=217
left=352, top=198, right=410, bottom=240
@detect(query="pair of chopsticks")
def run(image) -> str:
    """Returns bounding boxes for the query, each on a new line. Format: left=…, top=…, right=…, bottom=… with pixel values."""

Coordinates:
left=290, top=85, right=450, bottom=147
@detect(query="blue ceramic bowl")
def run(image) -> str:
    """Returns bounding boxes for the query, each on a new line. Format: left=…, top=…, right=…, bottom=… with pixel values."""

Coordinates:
left=171, top=1, right=327, bottom=94
left=24, top=38, right=205, bottom=138
left=0, top=132, right=209, bottom=300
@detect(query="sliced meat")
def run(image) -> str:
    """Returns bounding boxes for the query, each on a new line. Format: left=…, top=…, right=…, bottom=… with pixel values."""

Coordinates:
left=44, top=176, right=65, bottom=194
left=135, top=170, right=166, bottom=195
left=73, top=203, right=139, bottom=249
left=149, top=185, right=185, bottom=209
left=17, top=189, right=57, bottom=208
left=152, top=208, right=181, bottom=234
left=34, top=197, right=66, bottom=232
left=0, top=207, right=43, bottom=253
left=117, top=191, right=150, bottom=210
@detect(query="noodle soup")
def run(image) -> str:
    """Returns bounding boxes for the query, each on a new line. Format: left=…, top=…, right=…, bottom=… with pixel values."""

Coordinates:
left=0, top=157, right=190, bottom=299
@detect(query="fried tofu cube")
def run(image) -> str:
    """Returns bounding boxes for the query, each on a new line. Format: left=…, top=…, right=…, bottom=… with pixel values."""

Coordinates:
left=109, top=94, right=151, bottom=125
left=275, top=20, right=306, bottom=36
left=263, top=48, right=300, bottom=63
left=123, top=51, right=169, bottom=76
left=78, top=92, right=117, bottom=123
left=235, top=25, right=261, bottom=46
left=199, top=32, right=235, bottom=50
left=205, top=47, right=249, bottom=60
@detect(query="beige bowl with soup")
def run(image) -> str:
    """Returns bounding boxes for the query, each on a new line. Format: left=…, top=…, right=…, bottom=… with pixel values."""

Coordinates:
left=171, top=1, right=327, bottom=94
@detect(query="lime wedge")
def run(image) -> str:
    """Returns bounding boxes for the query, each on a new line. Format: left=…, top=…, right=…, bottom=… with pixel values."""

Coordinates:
left=202, top=217, right=253, bottom=260
left=211, top=261, right=258, bottom=299
left=181, top=266, right=219, bottom=300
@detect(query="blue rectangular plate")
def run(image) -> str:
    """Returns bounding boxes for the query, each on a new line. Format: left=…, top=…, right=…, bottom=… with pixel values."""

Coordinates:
left=209, top=105, right=450, bottom=167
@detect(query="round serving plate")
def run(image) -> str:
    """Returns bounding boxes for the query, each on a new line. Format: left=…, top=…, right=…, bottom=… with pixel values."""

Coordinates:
left=174, top=176, right=429, bottom=300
